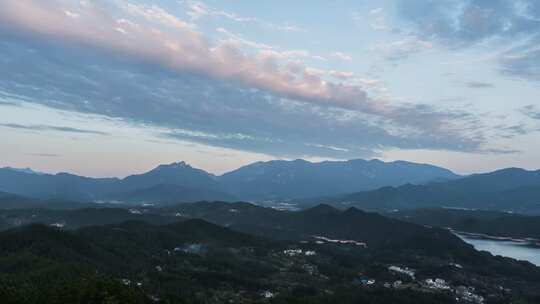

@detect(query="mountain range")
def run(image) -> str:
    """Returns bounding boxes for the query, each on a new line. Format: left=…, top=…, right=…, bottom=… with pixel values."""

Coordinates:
left=1, top=161, right=539, bottom=214
left=0, top=159, right=457, bottom=204
left=305, top=168, right=540, bottom=214
left=220, top=159, right=458, bottom=200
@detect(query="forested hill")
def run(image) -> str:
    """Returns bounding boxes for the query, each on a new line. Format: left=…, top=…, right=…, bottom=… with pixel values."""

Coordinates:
left=2, top=214, right=540, bottom=303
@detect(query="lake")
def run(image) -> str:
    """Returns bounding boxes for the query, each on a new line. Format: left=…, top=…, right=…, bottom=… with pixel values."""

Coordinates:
left=457, top=233, right=540, bottom=266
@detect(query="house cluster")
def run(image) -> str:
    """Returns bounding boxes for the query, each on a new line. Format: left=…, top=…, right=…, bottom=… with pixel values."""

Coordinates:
left=424, top=278, right=451, bottom=290
left=455, top=286, right=485, bottom=304
left=357, top=275, right=376, bottom=286
left=261, top=290, right=275, bottom=299
left=313, top=236, right=367, bottom=247
left=388, top=265, right=416, bottom=279
left=282, top=249, right=317, bottom=257
left=383, top=280, right=404, bottom=289
left=383, top=265, right=485, bottom=303
left=121, top=278, right=143, bottom=288
left=422, top=278, right=484, bottom=303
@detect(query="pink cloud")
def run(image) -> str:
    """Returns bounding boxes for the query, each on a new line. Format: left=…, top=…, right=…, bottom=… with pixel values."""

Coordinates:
left=0, top=0, right=481, bottom=146
left=330, top=70, right=355, bottom=80
left=0, top=0, right=375, bottom=112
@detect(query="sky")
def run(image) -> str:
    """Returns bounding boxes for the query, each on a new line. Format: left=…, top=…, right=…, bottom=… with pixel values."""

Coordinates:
left=0, top=0, right=539, bottom=177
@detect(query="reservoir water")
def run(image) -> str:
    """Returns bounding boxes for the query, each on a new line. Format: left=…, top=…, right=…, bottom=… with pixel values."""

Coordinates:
left=457, top=233, right=540, bottom=266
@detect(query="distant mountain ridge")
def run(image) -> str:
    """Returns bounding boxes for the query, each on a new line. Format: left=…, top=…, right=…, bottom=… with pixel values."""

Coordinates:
left=0, top=159, right=459, bottom=205
left=1, top=167, right=44, bottom=175
left=219, top=159, right=459, bottom=200
left=0, top=162, right=223, bottom=204
left=306, top=168, right=540, bottom=214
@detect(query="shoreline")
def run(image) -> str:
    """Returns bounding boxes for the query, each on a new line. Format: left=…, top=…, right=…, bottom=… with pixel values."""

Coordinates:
left=452, top=230, right=540, bottom=249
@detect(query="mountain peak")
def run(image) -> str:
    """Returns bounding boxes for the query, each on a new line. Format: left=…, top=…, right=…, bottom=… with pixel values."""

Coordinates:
left=489, top=167, right=530, bottom=174
left=302, top=204, right=340, bottom=215
left=2, top=167, right=44, bottom=175
left=131, top=161, right=217, bottom=180
left=220, top=159, right=457, bottom=200
left=154, top=161, right=191, bottom=170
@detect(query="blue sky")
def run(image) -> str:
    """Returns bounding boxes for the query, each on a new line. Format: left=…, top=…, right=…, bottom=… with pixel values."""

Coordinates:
left=0, top=0, right=539, bottom=177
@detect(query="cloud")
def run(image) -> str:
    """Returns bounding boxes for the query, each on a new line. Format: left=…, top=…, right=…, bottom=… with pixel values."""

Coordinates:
left=521, top=105, right=540, bottom=120
left=0, top=123, right=108, bottom=135
left=265, top=24, right=306, bottom=33
left=479, top=148, right=521, bottom=154
left=0, top=0, right=369, bottom=111
left=0, top=100, right=19, bottom=107
left=124, top=3, right=194, bottom=29
left=216, top=27, right=324, bottom=61
left=183, top=0, right=306, bottom=32
left=0, top=35, right=486, bottom=158
left=0, top=0, right=493, bottom=158
left=464, top=81, right=495, bottom=88
left=369, top=8, right=384, bottom=15
left=499, top=37, right=540, bottom=81
left=216, top=27, right=274, bottom=50
left=493, top=123, right=530, bottom=139
left=329, top=71, right=355, bottom=80
left=306, top=143, right=350, bottom=153
left=396, top=0, right=532, bottom=44
left=490, top=106, right=540, bottom=139
left=367, top=7, right=390, bottom=31
left=0, top=0, right=466, bottom=123
left=331, top=52, right=353, bottom=61
left=184, top=0, right=255, bottom=23
left=354, top=7, right=395, bottom=32
left=372, top=36, right=433, bottom=61
left=396, top=0, right=540, bottom=80
left=29, top=153, right=61, bottom=158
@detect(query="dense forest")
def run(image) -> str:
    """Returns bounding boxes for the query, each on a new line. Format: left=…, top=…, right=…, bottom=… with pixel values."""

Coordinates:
left=1, top=203, right=540, bottom=303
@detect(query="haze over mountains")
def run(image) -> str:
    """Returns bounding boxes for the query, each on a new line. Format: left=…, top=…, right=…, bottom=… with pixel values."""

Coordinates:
left=220, top=159, right=458, bottom=200
left=0, top=159, right=457, bottom=203
left=1, top=159, right=539, bottom=214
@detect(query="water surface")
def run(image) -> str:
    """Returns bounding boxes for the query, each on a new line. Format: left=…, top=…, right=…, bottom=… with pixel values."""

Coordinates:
left=457, top=234, right=540, bottom=266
